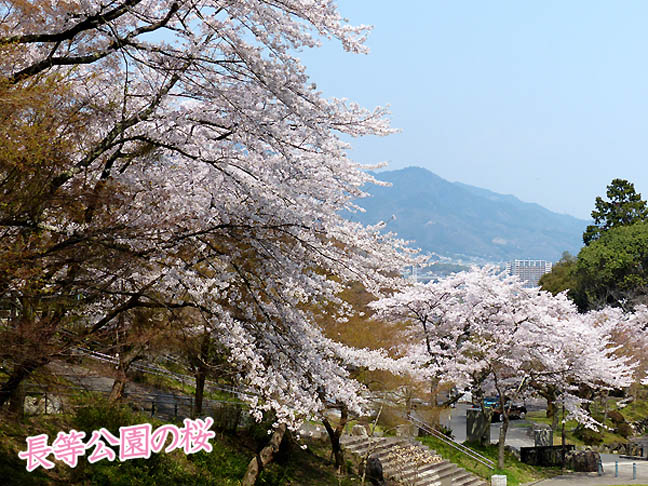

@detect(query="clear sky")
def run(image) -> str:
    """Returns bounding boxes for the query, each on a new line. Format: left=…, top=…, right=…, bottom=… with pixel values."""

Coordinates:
left=299, top=0, right=648, bottom=220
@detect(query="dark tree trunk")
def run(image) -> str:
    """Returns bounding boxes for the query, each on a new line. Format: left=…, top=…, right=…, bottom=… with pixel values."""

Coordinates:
left=0, top=358, right=47, bottom=411
left=322, top=405, right=348, bottom=472
left=193, top=366, right=206, bottom=418
left=542, top=389, right=560, bottom=433
left=480, top=409, right=493, bottom=446
left=551, top=405, right=560, bottom=433
left=191, top=331, right=210, bottom=418
left=8, top=380, right=25, bottom=420
left=241, top=424, right=286, bottom=486
left=109, top=347, right=141, bottom=402
left=546, top=397, right=556, bottom=419
left=108, top=366, right=127, bottom=402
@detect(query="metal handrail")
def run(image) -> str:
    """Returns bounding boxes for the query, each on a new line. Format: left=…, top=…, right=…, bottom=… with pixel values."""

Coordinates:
left=22, top=383, right=247, bottom=406
left=408, top=414, right=495, bottom=470
left=75, top=347, right=260, bottom=398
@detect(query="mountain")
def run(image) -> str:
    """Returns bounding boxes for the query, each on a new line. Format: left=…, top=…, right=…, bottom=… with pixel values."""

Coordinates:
left=347, top=166, right=589, bottom=262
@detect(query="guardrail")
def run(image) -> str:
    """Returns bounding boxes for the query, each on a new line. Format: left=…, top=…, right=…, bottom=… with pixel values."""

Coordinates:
left=22, top=382, right=247, bottom=424
left=73, top=347, right=260, bottom=399
left=407, top=413, right=495, bottom=470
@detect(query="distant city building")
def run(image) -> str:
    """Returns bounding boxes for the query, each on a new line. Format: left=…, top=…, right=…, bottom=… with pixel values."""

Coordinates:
left=506, top=260, right=553, bottom=288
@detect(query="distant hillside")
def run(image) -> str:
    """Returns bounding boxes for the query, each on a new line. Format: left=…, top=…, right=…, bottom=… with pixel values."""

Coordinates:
left=347, top=167, right=588, bottom=262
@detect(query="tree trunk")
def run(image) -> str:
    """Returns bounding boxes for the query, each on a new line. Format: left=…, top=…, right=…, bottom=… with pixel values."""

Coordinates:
left=546, top=397, right=556, bottom=419
left=193, top=366, right=206, bottom=418
left=497, top=415, right=509, bottom=469
left=241, top=423, right=286, bottom=486
left=561, top=404, right=566, bottom=468
left=108, top=347, right=141, bottom=402
left=322, top=405, right=348, bottom=472
left=8, top=380, right=25, bottom=420
left=545, top=391, right=560, bottom=433
left=0, top=358, right=46, bottom=411
left=473, top=405, right=492, bottom=446
left=191, top=331, right=210, bottom=418
left=109, top=367, right=127, bottom=402
left=551, top=407, right=560, bottom=433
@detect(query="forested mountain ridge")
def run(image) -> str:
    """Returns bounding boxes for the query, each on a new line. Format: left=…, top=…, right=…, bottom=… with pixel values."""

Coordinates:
left=348, top=167, right=588, bottom=262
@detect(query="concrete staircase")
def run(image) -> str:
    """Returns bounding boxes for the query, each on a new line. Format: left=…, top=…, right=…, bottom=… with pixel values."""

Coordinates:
left=340, top=435, right=489, bottom=486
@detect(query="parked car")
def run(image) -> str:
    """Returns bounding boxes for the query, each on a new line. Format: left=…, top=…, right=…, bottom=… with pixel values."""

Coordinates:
left=475, top=396, right=527, bottom=422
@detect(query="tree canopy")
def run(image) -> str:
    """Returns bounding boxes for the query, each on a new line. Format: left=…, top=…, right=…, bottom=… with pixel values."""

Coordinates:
left=583, top=178, right=648, bottom=245
left=539, top=251, right=587, bottom=310
left=371, top=266, right=635, bottom=468
left=576, top=221, right=648, bottom=310
left=544, top=179, right=648, bottom=311
left=0, top=1, right=421, bottom=424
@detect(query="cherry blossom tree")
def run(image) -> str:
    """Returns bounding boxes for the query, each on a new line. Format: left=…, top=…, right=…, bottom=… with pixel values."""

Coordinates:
left=372, top=267, right=635, bottom=468
left=603, top=305, right=648, bottom=389
left=0, top=0, right=421, bottom=444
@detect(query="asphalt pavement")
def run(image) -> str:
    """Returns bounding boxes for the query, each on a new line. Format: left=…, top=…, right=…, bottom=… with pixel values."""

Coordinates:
left=442, top=402, right=536, bottom=449
left=531, top=456, right=648, bottom=486
left=442, top=402, right=648, bottom=485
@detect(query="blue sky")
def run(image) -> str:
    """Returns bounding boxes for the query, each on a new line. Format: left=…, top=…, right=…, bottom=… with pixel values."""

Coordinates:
left=299, top=1, right=648, bottom=219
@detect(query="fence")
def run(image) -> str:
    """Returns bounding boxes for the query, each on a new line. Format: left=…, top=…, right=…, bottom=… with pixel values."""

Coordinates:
left=21, top=383, right=251, bottom=433
left=408, top=413, right=496, bottom=470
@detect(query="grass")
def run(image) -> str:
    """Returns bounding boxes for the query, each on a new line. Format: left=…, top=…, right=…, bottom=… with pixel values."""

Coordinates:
left=0, top=394, right=361, bottom=486
left=615, top=395, right=648, bottom=424
left=417, top=435, right=558, bottom=486
left=80, top=356, right=241, bottom=404
left=525, top=410, right=630, bottom=446
left=525, top=411, right=586, bottom=446
left=525, top=393, right=648, bottom=447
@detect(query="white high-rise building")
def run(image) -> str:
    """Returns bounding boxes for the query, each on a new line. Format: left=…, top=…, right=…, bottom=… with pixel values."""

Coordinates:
left=506, top=260, right=552, bottom=288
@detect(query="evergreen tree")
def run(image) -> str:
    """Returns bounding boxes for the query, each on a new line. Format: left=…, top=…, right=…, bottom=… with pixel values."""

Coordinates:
left=583, top=178, right=648, bottom=245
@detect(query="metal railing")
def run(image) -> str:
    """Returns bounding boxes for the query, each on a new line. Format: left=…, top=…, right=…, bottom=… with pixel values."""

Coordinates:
left=73, top=347, right=260, bottom=399
left=408, top=413, right=495, bottom=470
left=21, top=382, right=249, bottom=432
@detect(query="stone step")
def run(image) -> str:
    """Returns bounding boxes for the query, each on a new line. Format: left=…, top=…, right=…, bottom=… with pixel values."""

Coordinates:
left=460, top=480, right=488, bottom=486
left=341, top=435, right=400, bottom=446
left=373, top=446, right=416, bottom=463
left=343, top=438, right=407, bottom=457
left=409, top=464, right=460, bottom=486
left=386, top=459, right=451, bottom=484
left=460, top=476, right=489, bottom=486
left=412, top=460, right=485, bottom=486
left=394, top=459, right=454, bottom=483
left=384, top=452, right=459, bottom=485
left=453, top=471, right=490, bottom=486
left=349, top=438, right=411, bottom=454
left=342, top=438, right=377, bottom=451
left=379, top=448, right=440, bottom=469
left=419, top=464, right=464, bottom=486
left=379, top=445, right=444, bottom=467
left=340, top=435, right=487, bottom=486
left=455, top=479, right=488, bottom=486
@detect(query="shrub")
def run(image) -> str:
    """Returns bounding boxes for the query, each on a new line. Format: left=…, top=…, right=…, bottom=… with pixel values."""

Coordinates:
left=72, top=395, right=145, bottom=435
left=574, top=427, right=603, bottom=445
left=608, top=410, right=625, bottom=425
left=615, top=422, right=634, bottom=439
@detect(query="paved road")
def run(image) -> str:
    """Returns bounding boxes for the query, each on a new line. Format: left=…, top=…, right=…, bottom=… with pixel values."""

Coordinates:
left=442, top=403, right=536, bottom=449
left=435, top=401, right=648, bottom=485
left=531, top=456, right=648, bottom=486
